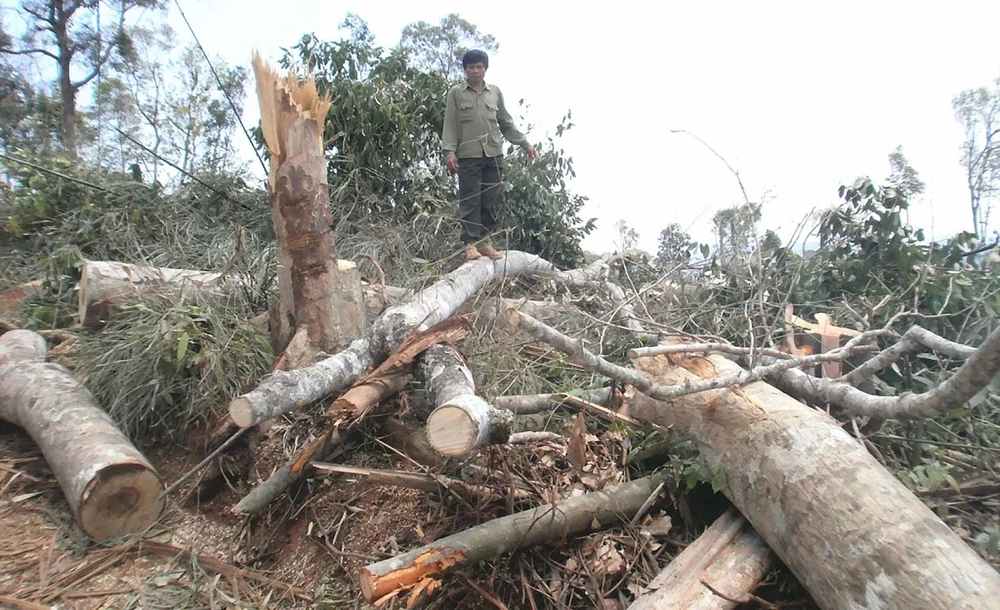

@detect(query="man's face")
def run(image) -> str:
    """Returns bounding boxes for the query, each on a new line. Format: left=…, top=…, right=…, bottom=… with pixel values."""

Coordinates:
left=464, top=62, right=486, bottom=84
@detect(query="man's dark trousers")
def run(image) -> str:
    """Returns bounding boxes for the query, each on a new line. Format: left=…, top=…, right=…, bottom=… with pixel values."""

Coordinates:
left=457, top=155, right=504, bottom=244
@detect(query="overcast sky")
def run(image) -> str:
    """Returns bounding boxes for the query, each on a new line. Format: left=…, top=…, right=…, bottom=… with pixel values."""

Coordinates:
left=168, top=1, right=998, bottom=253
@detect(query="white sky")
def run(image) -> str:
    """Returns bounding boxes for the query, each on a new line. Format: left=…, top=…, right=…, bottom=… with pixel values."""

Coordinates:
left=115, top=2, right=1000, bottom=252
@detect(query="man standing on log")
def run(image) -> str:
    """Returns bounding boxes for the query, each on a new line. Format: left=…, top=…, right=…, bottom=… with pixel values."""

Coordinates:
left=442, top=49, right=538, bottom=261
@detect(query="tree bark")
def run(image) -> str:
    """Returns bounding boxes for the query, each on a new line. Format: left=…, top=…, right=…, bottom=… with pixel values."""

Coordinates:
left=419, top=344, right=512, bottom=456
left=0, top=330, right=164, bottom=541
left=626, top=350, right=1000, bottom=609
left=627, top=508, right=772, bottom=610
left=251, top=53, right=365, bottom=357
left=358, top=474, right=662, bottom=603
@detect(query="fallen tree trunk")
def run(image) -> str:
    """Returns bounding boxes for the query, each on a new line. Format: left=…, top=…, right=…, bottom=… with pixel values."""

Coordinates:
left=419, top=344, right=512, bottom=456
left=504, top=313, right=1000, bottom=608
left=0, top=330, right=164, bottom=540
left=627, top=508, right=772, bottom=610
left=232, top=251, right=655, bottom=429
left=357, top=474, right=661, bottom=603
left=78, top=259, right=397, bottom=328
left=625, top=351, right=1000, bottom=609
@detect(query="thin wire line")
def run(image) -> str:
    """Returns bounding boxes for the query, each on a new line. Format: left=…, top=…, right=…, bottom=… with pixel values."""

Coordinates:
left=172, top=0, right=268, bottom=176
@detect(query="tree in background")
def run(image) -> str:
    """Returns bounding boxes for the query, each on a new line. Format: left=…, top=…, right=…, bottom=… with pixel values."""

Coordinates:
left=886, top=145, right=925, bottom=199
left=0, top=0, right=167, bottom=155
left=397, top=13, right=498, bottom=82
left=654, top=223, right=694, bottom=270
left=712, top=202, right=761, bottom=265
left=953, top=77, right=1000, bottom=239
left=614, top=219, right=639, bottom=251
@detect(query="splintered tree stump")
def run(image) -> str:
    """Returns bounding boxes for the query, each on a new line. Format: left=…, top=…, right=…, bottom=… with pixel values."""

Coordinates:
left=419, top=344, right=512, bottom=456
left=0, top=330, right=164, bottom=540
left=358, top=475, right=661, bottom=603
left=252, top=53, right=366, bottom=357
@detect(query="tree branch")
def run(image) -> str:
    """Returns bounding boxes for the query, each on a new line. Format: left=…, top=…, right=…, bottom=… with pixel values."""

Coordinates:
left=777, top=325, right=1000, bottom=419
left=0, top=47, right=58, bottom=60
left=842, top=325, right=978, bottom=387
left=503, top=309, right=876, bottom=403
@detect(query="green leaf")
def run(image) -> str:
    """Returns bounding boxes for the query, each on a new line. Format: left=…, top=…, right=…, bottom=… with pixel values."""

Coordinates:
left=177, top=332, right=190, bottom=362
left=710, top=462, right=727, bottom=493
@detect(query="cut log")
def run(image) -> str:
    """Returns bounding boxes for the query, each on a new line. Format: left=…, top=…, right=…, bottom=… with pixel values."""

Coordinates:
left=627, top=508, right=772, bottom=610
left=420, top=344, right=512, bottom=456
left=252, top=54, right=365, bottom=357
left=625, top=350, right=1000, bottom=609
left=78, top=259, right=394, bottom=328
left=0, top=330, right=164, bottom=540
left=358, top=474, right=662, bottom=603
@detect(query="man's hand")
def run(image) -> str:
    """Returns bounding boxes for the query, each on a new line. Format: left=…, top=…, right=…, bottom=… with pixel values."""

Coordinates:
left=446, top=156, right=459, bottom=174
left=523, top=144, right=539, bottom=163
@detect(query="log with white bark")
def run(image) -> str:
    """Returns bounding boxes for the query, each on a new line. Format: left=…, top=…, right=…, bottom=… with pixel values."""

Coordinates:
left=627, top=508, right=772, bottom=610
left=357, top=474, right=662, bottom=603
left=0, top=330, right=164, bottom=540
left=252, top=54, right=365, bottom=356
left=231, top=251, right=655, bottom=429
left=78, top=259, right=401, bottom=328
left=419, top=344, right=512, bottom=456
left=503, top=314, right=1000, bottom=608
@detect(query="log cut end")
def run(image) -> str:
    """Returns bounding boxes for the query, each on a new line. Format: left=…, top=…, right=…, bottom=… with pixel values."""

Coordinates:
left=426, top=405, right=478, bottom=456
left=229, top=397, right=256, bottom=428
left=79, top=462, right=165, bottom=541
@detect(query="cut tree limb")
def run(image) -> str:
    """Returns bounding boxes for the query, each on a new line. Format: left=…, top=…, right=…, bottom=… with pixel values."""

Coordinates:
left=420, top=344, right=512, bottom=456
left=357, top=474, right=661, bottom=603
left=0, top=330, right=164, bottom=540
left=627, top=508, right=772, bottom=610
left=625, top=349, right=1000, bottom=609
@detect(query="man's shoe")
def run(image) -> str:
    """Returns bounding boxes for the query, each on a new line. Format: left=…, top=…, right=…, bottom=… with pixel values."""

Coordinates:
left=465, top=243, right=482, bottom=261
left=477, top=244, right=503, bottom=260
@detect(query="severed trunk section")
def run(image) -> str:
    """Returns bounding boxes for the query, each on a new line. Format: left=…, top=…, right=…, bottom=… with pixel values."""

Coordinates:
left=0, top=330, right=164, bottom=540
left=229, top=338, right=373, bottom=428
left=419, top=344, right=512, bottom=456
left=626, top=350, right=1000, bottom=610
left=252, top=53, right=365, bottom=357
left=628, top=508, right=772, bottom=610
left=358, top=474, right=661, bottom=603
left=78, top=260, right=232, bottom=327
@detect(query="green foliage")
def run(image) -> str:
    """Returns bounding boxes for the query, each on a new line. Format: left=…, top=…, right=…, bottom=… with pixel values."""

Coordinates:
left=73, top=297, right=273, bottom=442
left=655, top=223, right=695, bottom=270
left=277, top=17, right=593, bottom=267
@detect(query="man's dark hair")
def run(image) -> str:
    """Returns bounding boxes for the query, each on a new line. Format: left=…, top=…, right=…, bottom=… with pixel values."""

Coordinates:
left=462, top=49, right=489, bottom=69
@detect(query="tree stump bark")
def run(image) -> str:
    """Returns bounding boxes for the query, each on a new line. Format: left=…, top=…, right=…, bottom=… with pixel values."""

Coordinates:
left=251, top=53, right=365, bottom=359
left=0, top=330, right=164, bottom=540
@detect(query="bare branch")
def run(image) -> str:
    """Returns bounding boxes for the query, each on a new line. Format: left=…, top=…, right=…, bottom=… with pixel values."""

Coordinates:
left=629, top=342, right=793, bottom=360
left=778, top=326, right=1000, bottom=419
left=504, top=309, right=876, bottom=403
left=0, top=47, right=58, bottom=60
left=842, top=325, right=978, bottom=387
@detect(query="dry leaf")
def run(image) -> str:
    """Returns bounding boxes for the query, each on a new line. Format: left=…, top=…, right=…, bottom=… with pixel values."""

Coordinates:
left=567, top=412, right=588, bottom=471
left=591, top=541, right=625, bottom=577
